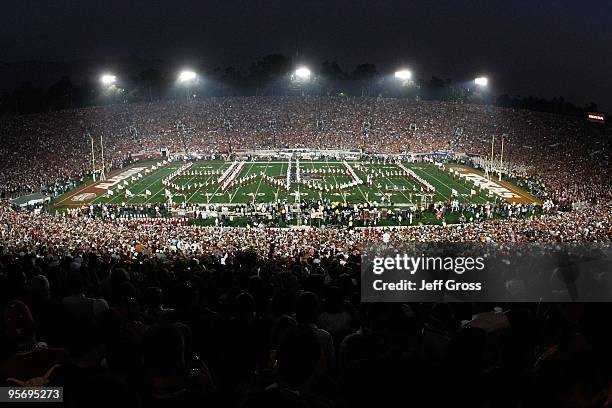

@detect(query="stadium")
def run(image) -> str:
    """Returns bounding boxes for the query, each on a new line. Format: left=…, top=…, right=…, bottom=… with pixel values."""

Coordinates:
left=53, top=150, right=540, bottom=226
left=2, top=92, right=610, bottom=406
left=1, top=2, right=612, bottom=407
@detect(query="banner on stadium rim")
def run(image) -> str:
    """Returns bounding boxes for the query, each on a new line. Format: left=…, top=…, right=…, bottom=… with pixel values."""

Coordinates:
left=587, top=112, right=606, bottom=123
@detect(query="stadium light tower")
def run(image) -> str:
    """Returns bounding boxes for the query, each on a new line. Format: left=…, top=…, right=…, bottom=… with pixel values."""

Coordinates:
left=99, top=73, right=123, bottom=103
left=178, top=70, right=197, bottom=83
left=177, top=70, right=198, bottom=100
left=294, top=67, right=311, bottom=80
left=291, top=67, right=313, bottom=96
left=295, top=67, right=311, bottom=80
left=100, top=74, right=117, bottom=86
left=394, top=69, right=412, bottom=80
left=475, top=76, right=489, bottom=87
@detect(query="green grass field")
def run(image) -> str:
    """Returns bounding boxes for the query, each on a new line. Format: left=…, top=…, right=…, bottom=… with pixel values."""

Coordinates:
left=71, top=159, right=498, bottom=207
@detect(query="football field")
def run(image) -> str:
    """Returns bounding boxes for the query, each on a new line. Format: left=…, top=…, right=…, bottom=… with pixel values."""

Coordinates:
left=53, top=158, right=540, bottom=208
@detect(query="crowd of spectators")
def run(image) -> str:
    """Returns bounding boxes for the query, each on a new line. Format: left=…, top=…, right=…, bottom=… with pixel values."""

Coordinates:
left=1, top=198, right=611, bottom=406
left=1, top=200, right=610, bottom=263
left=0, top=97, right=611, bottom=406
left=73, top=197, right=542, bottom=229
left=1, top=97, right=610, bottom=206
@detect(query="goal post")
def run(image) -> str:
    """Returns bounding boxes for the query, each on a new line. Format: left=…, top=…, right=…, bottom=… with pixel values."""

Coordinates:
left=89, top=132, right=106, bottom=182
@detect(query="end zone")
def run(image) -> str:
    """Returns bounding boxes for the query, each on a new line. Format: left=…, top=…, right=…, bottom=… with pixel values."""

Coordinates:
left=52, top=164, right=155, bottom=208
left=447, top=165, right=542, bottom=205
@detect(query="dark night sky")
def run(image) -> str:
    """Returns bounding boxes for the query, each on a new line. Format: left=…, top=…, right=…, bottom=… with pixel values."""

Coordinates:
left=1, top=0, right=611, bottom=111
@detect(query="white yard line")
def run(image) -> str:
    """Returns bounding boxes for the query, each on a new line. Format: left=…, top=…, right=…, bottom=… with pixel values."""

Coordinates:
left=275, top=162, right=287, bottom=199
left=376, top=165, right=411, bottom=203
left=340, top=161, right=369, bottom=203
left=115, top=165, right=174, bottom=205
left=361, top=163, right=410, bottom=205
left=143, top=166, right=192, bottom=204
left=172, top=173, right=200, bottom=204
left=131, top=171, right=174, bottom=204
left=147, top=164, right=204, bottom=204
left=417, top=166, right=459, bottom=201
left=308, top=161, right=324, bottom=200
left=185, top=168, right=218, bottom=203
left=252, top=161, right=270, bottom=203
left=182, top=163, right=228, bottom=204
left=328, top=163, right=348, bottom=203
left=352, top=166, right=370, bottom=203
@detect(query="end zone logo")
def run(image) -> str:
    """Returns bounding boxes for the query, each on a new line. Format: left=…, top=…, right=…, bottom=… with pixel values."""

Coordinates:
left=71, top=192, right=96, bottom=202
left=95, top=166, right=149, bottom=190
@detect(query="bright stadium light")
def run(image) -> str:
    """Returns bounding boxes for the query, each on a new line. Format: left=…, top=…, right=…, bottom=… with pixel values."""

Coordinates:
left=100, top=74, right=116, bottom=86
left=394, top=69, right=412, bottom=80
left=178, top=70, right=197, bottom=83
left=475, top=76, right=489, bottom=87
left=295, top=67, right=311, bottom=80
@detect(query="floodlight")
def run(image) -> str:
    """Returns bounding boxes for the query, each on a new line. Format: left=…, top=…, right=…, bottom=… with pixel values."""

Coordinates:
left=394, top=70, right=412, bottom=80
left=295, top=67, right=311, bottom=79
left=100, top=74, right=116, bottom=85
left=475, top=76, right=489, bottom=87
left=178, top=70, right=197, bottom=83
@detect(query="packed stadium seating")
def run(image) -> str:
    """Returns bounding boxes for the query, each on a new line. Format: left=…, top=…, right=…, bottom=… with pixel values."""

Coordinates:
left=0, top=97, right=611, bottom=407
left=1, top=97, right=610, bottom=205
